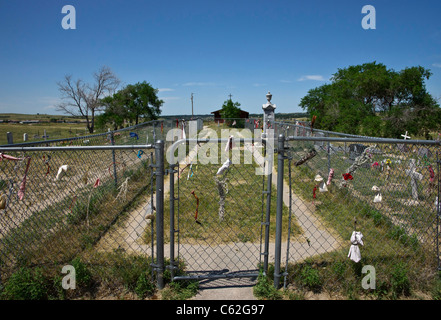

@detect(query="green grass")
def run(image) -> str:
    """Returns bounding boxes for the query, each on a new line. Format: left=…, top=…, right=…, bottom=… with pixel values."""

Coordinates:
left=143, top=157, right=300, bottom=246
left=280, top=141, right=440, bottom=299
left=0, top=148, right=153, bottom=270
left=0, top=122, right=89, bottom=145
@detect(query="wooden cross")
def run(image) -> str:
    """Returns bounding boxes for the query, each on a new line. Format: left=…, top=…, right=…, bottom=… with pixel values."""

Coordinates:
left=228, top=93, right=233, bottom=101
left=405, top=159, right=423, bottom=200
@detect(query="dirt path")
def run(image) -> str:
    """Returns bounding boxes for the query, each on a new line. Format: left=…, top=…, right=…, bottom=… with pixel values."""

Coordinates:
left=94, top=131, right=343, bottom=299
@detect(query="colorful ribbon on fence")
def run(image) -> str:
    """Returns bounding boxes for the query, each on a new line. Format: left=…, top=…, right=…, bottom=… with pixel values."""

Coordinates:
left=178, top=163, right=191, bottom=179
left=43, top=155, right=51, bottom=176
left=108, top=162, right=120, bottom=177
left=190, top=190, right=201, bottom=225
left=93, top=178, right=101, bottom=188
left=428, top=165, right=435, bottom=183
left=343, top=173, right=353, bottom=181
left=327, top=168, right=334, bottom=186
left=187, top=163, right=195, bottom=180
left=0, top=153, right=31, bottom=200
left=225, top=136, right=234, bottom=153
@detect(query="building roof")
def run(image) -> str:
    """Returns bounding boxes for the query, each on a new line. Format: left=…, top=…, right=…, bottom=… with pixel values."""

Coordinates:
left=211, top=108, right=249, bottom=114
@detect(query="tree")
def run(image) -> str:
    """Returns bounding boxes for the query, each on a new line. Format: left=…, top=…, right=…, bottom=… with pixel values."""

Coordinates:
left=220, top=99, right=241, bottom=126
left=123, top=81, right=163, bottom=124
left=97, top=91, right=127, bottom=130
left=56, top=66, right=120, bottom=133
left=98, top=81, right=163, bottom=129
left=300, top=62, right=441, bottom=138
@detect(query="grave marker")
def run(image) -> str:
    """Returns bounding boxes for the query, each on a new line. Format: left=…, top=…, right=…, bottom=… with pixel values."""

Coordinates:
left=6, top=132, right=13, bottom=145
left=417, top=147, right=432, bottom=159
left=349, top=144, right=367, bottom=161
left=262, top=91, right=276, bottom=137
left=405, top=159, right=423, bottom=201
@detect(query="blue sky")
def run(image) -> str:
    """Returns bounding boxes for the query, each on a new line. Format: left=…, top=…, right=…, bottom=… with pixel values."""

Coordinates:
left=1, top=0, right=441, bottom=116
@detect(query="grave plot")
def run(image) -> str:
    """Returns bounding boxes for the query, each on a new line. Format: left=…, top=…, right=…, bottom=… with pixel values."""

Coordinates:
left=281, top=135, right=440, bottom=292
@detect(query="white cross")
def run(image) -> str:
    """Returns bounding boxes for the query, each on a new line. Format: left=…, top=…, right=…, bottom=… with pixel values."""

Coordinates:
left=401, top=131, right=411, bottom=140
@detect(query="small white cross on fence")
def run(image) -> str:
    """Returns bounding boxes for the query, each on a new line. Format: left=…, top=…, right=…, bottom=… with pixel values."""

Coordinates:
left=401, top=131, right=411, bottom=140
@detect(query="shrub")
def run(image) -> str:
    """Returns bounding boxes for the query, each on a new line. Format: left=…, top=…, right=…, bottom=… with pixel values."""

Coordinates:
left=70, top=257, right=92, bottom=288
left=253, top=271, right=282, bottom=300
left=431, top=273, right=441, bottom=300
left=300, top=264, right=322, bottom=292
left=1, top=267, right=48, bottom=300
left=391, top=263, right=410, bottom=298
left=134, top=272, right=155, bottom=299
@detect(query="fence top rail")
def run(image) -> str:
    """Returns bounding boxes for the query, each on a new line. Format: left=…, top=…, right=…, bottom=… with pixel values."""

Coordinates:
left=0, top=119, right=165, bottom=148
left=167, top=137, right=269, bottom=164
left=168, top=136, right=268, bottom=152
left=274, top=120, right=405, bottom=140
left=0, top=144, right=155, bottom=152
left=285, top=135, right=441, bottom=146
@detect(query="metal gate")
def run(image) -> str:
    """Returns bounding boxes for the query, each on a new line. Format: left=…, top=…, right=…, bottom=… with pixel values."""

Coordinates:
left=166, top=137, right=273, bottom=281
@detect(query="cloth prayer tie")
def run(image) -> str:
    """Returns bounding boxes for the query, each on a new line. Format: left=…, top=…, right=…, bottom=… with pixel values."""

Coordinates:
left=348, top=231, right=364, bottom=263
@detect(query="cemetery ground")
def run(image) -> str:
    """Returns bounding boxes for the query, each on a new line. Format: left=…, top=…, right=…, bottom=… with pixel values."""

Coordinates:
left=1, top=120, right=441, bottom=300
left=0, top=122, right=88, bottom=145
left=282, top=140, right=441, bottom=299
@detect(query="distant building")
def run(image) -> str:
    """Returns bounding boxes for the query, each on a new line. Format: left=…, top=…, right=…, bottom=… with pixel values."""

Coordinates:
left=211, top=108, right=249, bottom=123
left=19, top=120, right=40, bottom=124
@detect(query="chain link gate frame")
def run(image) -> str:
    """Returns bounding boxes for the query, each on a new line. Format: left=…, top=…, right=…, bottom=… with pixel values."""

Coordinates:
left=165, top=136, right=273, bottom=282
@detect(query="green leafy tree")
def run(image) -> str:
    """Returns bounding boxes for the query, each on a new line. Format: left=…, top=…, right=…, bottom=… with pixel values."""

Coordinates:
left=97, top=91, right=127, bottom=130
left=98, top=81, right=163, bottom=128
left=220, top=99, right=241, bottom=126
left=300, top=62, right=441, bottom=138
left=123, top=81, right=163, bottom=125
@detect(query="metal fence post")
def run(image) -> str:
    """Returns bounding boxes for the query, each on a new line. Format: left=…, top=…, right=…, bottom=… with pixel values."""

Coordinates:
left=110, top=132, right=118, bottom=187
left=263, top=166, right=272, bottom=274
left=168, top=162, right=177, bottom=279
left=155, top=139, right=165, bottom=289
left=437, top=151, right=441, bottom=271
left=327, top=132, right=331, bottom=174
left=274, top=134, right=285, bottom=288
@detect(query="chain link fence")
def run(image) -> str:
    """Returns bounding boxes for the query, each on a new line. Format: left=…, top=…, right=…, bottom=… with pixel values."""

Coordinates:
left=272, top=120, right=441, bottom=297
left=1, top=116, right=441, bottom=299
left=0, top=120, right=173, bottom=299
left=166, top=135, right=272, bottom=281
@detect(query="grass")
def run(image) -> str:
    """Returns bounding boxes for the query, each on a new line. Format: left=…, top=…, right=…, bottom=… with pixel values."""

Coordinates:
left=2, top=118, right=440, bottom=299
left=278, top=140, right=440, bottom=299
left=0, top=147, right=153, bottom=272
left=0, top=252, right=197, bottom=300
left=0, top=122, right=89, bottom=145
left=142, top=145, right=301, bottom=246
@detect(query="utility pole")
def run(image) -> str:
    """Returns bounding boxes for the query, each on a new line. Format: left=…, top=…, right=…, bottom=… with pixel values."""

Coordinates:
left=191, top=93, right=194, bottom=119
